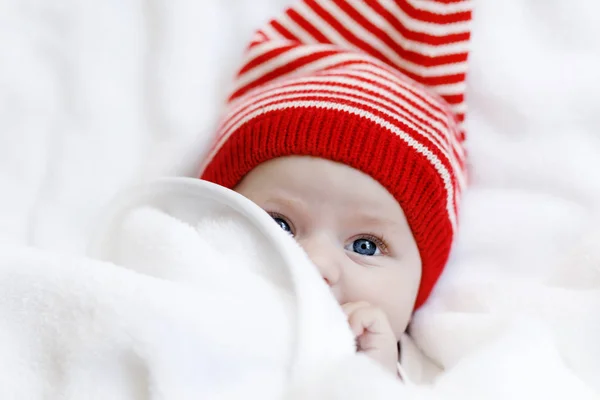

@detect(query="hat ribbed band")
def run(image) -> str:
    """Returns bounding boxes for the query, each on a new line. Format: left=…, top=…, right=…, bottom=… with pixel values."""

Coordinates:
left=201, top=106, right=455, bottom=308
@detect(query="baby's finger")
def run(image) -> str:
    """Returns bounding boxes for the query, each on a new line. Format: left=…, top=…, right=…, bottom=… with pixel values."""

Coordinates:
left=346, top=305, right=389, bottom=337
left=341, top=301, right=371, bottom=317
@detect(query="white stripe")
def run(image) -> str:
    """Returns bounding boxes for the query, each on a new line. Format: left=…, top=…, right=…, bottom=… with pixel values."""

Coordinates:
left=260, top=23, right=285, bottom=40
left=230, top=51, right=365, bottom=104
left=317, top=75, right=459, bottom=143
left=390, top=55, right=467, bottom=78
left=212, top=98, right=464, bottom=213
left=243, top=40, right=290, bottom=70
left=352, top=53, right=469, bottom=78
left=295, top=0, right=468, bottom=77
left=230, top=73, right=448, bottom=138
left=234, top=45, right=323, bottom=93
left=206, top=100, right=458, bottom=230
left=294, top=1, right=351, bottom=48
left=227, top=78, right=454, bottom=157
left=343, top=66, right=448, bottom=113
left=251, top=31, right=266, bottom=44
left=352, top=1, right=470, bottom=57
left=457, top=121, right=466, bottom=136
left=406, top=0, right=473, bottom=15
left=228, top=88, right=448, bottom=158
left=431, top=82, right=466, bottom=96
left=380, top=0, right=470, bottom=36
left=452, top=101, right=467, bottom=115
left=229, top=64, right=466, bottom=162
left=232, top=59, right=466, bottom=157
left=342, top=65, right=453, bottom=123
left=227, top=88, right=466, bottom=188
left=320, top=1, right=410, bottom=67
left=334, top=66, right=465, bottom=159
left=329, top=68, right=451, bottom=117
left=227, top=88, right=465, bottom=189
left=276, top=12, right=319, bottom=44
left=344, top=72, right=466, bottom=160
left=321, top=1, right=466, bottom=72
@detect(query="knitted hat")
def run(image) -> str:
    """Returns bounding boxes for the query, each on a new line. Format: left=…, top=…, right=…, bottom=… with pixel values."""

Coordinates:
left=200, top=0, right=472, bottom=308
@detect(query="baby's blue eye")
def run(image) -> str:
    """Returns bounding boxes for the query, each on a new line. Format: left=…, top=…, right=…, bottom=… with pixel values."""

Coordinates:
left=272, top=217, right=293, bottom=235
left=352, top=238, right=379, bottom=256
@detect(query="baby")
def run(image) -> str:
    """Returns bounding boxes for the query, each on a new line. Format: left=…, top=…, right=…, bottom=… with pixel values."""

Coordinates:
left=199, top=0, right=472, bottom=379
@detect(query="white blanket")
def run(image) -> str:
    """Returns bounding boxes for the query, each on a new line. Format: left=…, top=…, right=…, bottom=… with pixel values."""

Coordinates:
left=1, top=0, right=600, bottom=398
left=0, top=178, right=598, bottom=399
left=0, top=178, right=406, bottom=399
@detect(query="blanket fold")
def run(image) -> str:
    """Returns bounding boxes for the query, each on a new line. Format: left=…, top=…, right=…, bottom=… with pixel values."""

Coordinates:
left=1, top=177, right=599, bottom=399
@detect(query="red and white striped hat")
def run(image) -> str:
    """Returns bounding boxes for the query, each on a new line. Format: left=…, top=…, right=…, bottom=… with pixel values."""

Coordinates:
left=200, top=0, right=472, bottom=308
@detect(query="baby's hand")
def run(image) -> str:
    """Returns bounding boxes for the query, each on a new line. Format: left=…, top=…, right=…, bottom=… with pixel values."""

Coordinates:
left=342, top=301, right=399, bottom=376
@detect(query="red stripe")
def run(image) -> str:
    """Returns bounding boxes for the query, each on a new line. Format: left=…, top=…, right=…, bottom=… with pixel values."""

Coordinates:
left=232, top=0, right=471, bottom=143
left=334, top=0, right=468, bottom=68
left=221, top=93, right=332, bottom=141
left=456, top=126, right=466, bottom=142
left=231, top=49, right=340, bottom=100
left=366, top=0, right=470, bottom=44
left=329, top=70, right=450, bottom=130
left=422, top=73, right=467, bottom=86
left=222, top=93, right=456, bottom=174
left=403, top=71, right=467, bottom=87
left=238, top=44, right=296, bottom=75
left=270, top=20, right=298, bottom=41
left=287, top=9, right=329, bottom=43
left=228, top=55, right=359, bottom=111
left=248, top=31, right=268, bottom=47
left=397, top=0, right=471, bottom=25
left=233, top=77, right=452, bottom=153
left=249, top=65, right=451, bottom=126
left=451, top=147, right=465, bottom=172
left=442, top=94, right=464, bottom=105
left=349, top=66, right=449, bottom=116
left=331, top=96, right=455, bottom=172
left=310, top=80, right=449, bottom=150
left=305, top=0, right=400, bottom=70
left=319, top=59, right=374, bottom=73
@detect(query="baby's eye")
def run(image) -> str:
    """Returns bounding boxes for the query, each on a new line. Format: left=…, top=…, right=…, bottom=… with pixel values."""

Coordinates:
left=273, top=217, right=292, bottom=233
left=269, top=213, right=294, bottom=236
left=346, top=237, right=383, bottom=256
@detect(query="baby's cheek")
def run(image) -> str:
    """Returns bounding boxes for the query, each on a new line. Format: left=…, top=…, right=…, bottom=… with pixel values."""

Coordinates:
left=366, top=265, right=419, bottom=336
left=344, top=267, right=390, bottom=303
left=338, top=268, right=375, bottom=303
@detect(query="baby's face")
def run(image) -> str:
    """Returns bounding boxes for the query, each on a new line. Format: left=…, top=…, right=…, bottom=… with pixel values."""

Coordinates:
left=235, top=156, right=421, bottom=338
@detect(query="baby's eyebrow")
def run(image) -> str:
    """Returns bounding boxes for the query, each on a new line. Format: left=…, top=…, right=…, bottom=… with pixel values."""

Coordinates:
left=349, top=213, right=400, bottom=230
left=263, top=194, right=307, bottom=212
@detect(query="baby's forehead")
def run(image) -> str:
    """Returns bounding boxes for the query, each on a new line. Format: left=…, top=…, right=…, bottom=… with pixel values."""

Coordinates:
left=239, top=156, right=409, bottom=222
left=264, top=189, right=405, bottom=227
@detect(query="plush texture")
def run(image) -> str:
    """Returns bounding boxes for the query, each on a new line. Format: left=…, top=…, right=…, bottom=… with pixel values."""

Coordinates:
left=0, top=178, right=598, bottom=399
left=200, top=0, right=472, bottom=308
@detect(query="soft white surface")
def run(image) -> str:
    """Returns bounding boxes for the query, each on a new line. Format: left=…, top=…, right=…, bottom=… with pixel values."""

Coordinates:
left=0, top=179, right=354, bottom=399
left=0, top=0, right=290, bottom=251
left=409, top=0, right=600, bottom=393
left=1, top=0, right=600, bottom=397
left=0, top=178, right=596, bottom=399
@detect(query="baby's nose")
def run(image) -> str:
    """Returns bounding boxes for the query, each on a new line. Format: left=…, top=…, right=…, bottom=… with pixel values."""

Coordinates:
left=299, top=236, right=342, bottom=287
left=314, top=265, right=337, bottom=290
